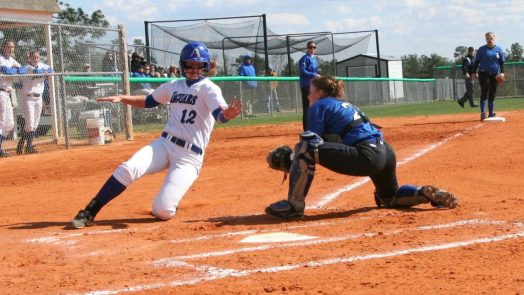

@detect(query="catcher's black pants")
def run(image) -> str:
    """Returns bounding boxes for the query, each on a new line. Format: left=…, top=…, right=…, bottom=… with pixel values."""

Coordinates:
left=317, top=138, right=398, bottom=200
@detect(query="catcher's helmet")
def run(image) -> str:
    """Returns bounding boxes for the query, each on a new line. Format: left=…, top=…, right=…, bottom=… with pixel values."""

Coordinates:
left=179, top=42, right=210, bottom=75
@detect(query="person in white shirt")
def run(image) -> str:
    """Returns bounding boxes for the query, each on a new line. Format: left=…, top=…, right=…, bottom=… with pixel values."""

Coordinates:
left=0, top=40, right=23, bottom=158
left=69, top=42, right=243, bottom=229
left=17, top=50, right=52, bottom=155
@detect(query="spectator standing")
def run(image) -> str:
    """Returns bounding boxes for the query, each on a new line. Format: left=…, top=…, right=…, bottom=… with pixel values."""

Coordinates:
left=457, top=47, right=478, bottom=108
left=238, top=55, right=257, bottom=117
left=16, top=50, right=52, bottom=155
left=472, top=32, right=505, bottom=120
left=131, top=64, right=154, bottom=95
left=298, top=41, right=320, bottom=130
left=266, top=68, right=280, bottom=112
left=168, top=65, right=180, bottom=78
left=0, top=40, right=23, bottom=157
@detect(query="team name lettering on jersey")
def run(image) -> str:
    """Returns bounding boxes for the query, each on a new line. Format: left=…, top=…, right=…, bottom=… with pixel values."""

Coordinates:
left=170, top=91, right=198, bottom=105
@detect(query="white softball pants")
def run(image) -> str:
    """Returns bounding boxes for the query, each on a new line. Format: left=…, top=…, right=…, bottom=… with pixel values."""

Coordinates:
left=21, top=95, right=43, bottom=132
left=0, top=91, right=14, bottom=136
left=112, top=137, right=202, bottom=220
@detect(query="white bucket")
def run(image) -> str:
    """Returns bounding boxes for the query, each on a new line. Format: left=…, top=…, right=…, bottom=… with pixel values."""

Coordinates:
left=86, top=118, right=105, bottom=145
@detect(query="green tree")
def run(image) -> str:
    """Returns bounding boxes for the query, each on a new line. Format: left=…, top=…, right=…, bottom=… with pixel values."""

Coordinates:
left=53, top=1, right=112, bottom=71
left=505, top=42, right=523, bottom=61
left=453, top=46, right=469, bottom=63
left=401, top=54, right=422, bottom=78
left=401, top=53, right=450, bottom=78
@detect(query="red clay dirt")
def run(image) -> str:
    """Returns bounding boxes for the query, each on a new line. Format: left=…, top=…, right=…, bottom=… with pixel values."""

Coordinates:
left=1, top=110, right=524, bottom=295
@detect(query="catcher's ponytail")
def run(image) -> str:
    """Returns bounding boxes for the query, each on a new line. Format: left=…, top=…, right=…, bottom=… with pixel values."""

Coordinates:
left=311, top=76, right=345, bottom=99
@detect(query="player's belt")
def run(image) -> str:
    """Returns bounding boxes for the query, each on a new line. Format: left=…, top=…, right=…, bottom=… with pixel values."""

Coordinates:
left=27, top=93, right=41, bottom=97
left=161, top=132, right=203, bottom=155
left=0, top=88, right=7, bottom=92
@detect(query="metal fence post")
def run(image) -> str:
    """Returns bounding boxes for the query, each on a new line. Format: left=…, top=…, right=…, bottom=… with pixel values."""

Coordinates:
left=118, top=24, right=134, bottom=140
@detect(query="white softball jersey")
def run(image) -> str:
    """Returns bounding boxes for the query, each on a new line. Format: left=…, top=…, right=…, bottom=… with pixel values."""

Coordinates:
left=112, top=77, right=228, bottom=219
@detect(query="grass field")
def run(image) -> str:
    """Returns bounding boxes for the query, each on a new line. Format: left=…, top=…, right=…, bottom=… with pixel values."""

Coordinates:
left=133, top=97, right=524, bottom=133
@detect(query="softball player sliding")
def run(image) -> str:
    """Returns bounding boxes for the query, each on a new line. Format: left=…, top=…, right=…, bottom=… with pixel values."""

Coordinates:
left=17, top=50, right=52, bottom=155
left=70, top=42, right=242, bottom=229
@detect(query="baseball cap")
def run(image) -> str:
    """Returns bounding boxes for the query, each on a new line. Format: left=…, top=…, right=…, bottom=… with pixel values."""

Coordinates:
left=243, top=54, right=251, bottom=60
left=468, top=47, right=474, bottom=51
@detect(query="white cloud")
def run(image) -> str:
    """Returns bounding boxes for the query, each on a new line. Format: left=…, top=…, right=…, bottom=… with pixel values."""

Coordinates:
left=268, top=13, right=309, bottom=26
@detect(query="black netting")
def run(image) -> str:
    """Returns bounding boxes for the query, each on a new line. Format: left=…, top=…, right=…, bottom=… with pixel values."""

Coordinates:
left=149, top=17, right=373, bottom=76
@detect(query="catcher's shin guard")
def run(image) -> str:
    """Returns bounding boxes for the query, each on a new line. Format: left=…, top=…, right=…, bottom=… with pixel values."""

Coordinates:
left=377, top=185, right=429, bottom=208
left=378, top=185, right=458, bottom=209
left=286, top=131, right=323, bottom=212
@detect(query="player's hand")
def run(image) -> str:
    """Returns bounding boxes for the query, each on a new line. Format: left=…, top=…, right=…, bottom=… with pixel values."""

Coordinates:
left=471, top=73, right=478, bottom=80
left=97, top=96, right=122, bottom=103
left=224, top=96, right=242, bottom=120
left=465, top=73, right=470, bottom=79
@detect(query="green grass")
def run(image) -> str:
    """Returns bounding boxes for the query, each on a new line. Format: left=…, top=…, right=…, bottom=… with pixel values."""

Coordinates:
left=132, top=97, right=524, bottom=132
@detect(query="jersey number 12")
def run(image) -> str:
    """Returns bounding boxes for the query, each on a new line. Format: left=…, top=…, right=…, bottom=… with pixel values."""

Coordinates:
left=180, top=109, right=196, bottom=124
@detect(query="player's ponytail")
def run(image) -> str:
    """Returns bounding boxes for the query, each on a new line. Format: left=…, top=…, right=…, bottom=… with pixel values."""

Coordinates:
left=311, top=76, right=345, bottom=99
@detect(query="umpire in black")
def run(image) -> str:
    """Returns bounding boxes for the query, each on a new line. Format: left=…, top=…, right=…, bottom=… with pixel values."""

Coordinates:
left=457, top=47, right=478, bottom=108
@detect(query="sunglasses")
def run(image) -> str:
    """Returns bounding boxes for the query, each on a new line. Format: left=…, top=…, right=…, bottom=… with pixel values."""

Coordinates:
left=184, top=63, right=206, bottom=69
left=308, top=46, right=317, bottom=49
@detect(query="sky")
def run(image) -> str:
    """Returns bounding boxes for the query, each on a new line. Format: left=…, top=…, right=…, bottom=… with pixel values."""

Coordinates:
left=64, top=0, right=524, bottom=60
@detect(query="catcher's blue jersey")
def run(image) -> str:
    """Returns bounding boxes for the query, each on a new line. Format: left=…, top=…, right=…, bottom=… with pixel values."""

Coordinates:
left=307, top=97, right=382, bottom=146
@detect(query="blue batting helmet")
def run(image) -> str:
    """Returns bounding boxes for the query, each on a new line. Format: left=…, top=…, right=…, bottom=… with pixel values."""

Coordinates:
left=179, top=42, right=210, bottom=75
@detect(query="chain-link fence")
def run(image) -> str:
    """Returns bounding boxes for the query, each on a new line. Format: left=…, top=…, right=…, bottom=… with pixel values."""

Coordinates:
left=434, top=62, right=524, bottom=100
left=2, top=16, right=481, bottom=159
left=0, top=16, right=132, bottom=157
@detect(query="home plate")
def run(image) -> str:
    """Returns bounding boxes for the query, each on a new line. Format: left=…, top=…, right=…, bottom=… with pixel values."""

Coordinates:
left=484, top=116, right=505, bottom=122
left=240, top=232, right=318, bottom=243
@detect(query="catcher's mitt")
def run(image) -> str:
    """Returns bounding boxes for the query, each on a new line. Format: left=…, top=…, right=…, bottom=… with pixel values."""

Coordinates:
left=495, top=74, right=505, bottom=85
left=267, top=145, right=293, bottom=173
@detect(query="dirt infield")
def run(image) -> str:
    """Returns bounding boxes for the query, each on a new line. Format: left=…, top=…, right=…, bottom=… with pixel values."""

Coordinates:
left=1, top=110, right=524, bottom=295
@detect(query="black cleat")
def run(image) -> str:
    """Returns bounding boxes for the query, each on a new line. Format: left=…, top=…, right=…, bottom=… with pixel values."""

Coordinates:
left=265, top=200, right=304, bottom=220
left=457, top=101, right=465, bottom=108
left=420, top=186, right=458, bottom=209
left=70, top=210, right=94, bottom=229
left=480, top=113, right=487, bottom=121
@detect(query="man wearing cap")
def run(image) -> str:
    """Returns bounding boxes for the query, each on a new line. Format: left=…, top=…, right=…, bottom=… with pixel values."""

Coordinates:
left=457, top=46, right=478, bottom=108
left=238, top=55, right=257, bottom=117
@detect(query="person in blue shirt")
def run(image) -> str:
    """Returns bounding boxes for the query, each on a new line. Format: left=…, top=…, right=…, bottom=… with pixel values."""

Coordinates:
left=472, top=32, right=505, bottom=121
left=265, top=76, right=458, bottom=220
left=238, top=55, right=257, bottom=117
left=298, top=41, right=320, bottom=131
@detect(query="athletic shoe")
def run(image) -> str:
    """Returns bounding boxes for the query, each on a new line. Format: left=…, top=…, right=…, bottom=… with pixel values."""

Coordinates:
left=25, top=147, right=38, bottom=154
left=488, top=113, right=497, bottom=118
left=265, top=200, right=304, bottom=220
left=471, top=104, right=478, bottom=107
left=480, top=113, right=487, bottom=121
left=70, top=210, right=94, bottom=229
left=420, top=186, right=458, bottom=209
left=457, top=101, right=465, bottom=108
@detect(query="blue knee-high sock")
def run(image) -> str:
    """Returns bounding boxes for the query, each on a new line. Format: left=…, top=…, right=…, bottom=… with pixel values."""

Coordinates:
left=488, top=101, right=495, bottom=115
left=480, top=100, right=487, bottom=114
left=84, top=175, right=126, bottom=217
left=395, top=185, right=419, bottom=198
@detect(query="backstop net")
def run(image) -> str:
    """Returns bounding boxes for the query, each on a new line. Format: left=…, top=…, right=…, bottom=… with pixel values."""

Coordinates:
left=148, top=15, right=375, bottom=77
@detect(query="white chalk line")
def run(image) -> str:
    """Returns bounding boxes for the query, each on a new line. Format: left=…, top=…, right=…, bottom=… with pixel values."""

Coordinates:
left=152, top=219, right=513, bottom=264
left=82, top=227, right=524, bottom=295
left=309, top=123, right=484, bottom=209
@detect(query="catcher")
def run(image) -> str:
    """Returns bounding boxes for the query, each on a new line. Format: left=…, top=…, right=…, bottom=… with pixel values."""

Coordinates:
left=265, top=76, right=458, bottom=220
